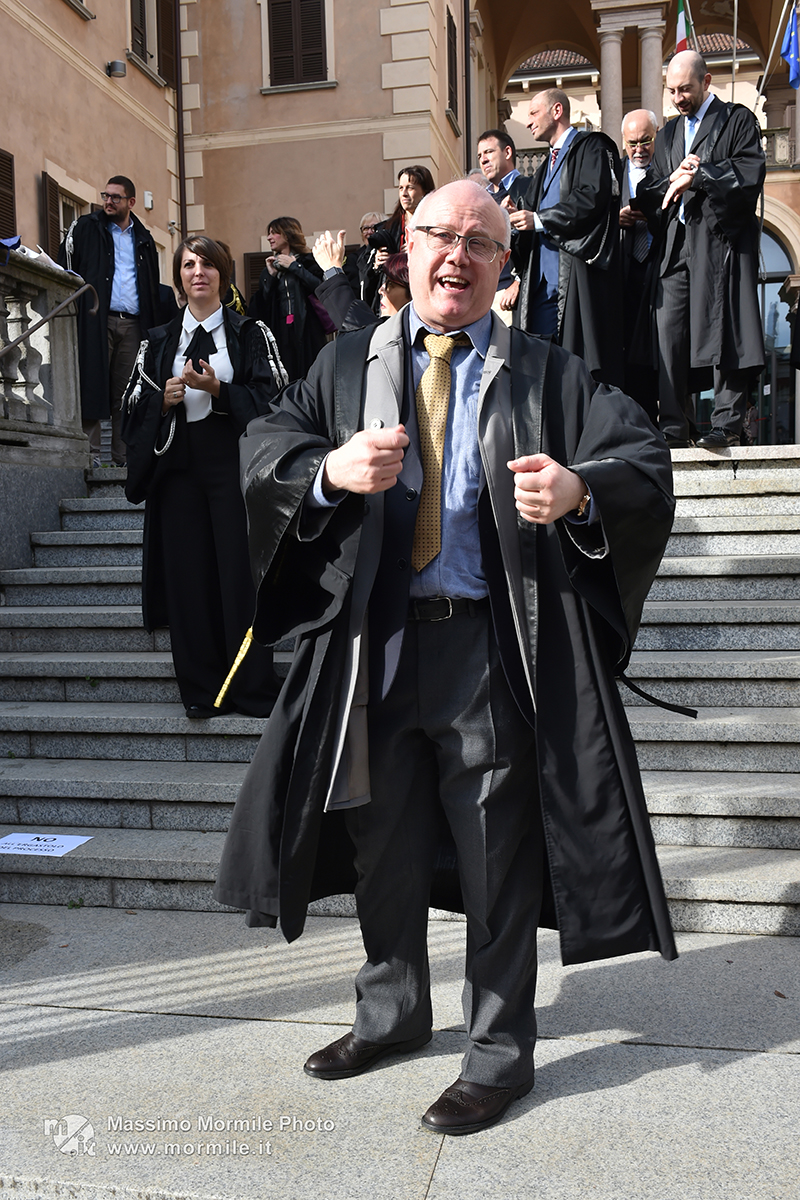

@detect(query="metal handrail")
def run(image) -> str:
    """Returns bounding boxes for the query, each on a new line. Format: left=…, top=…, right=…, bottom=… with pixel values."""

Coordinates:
left=0, top=282, right=99, bottom=361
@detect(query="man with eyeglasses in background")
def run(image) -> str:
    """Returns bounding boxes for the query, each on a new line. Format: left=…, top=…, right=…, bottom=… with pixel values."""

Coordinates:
left=632, top=50, right=765, bottom=448
left=59, top=175, right=160, bottom=466
left=618, top=109, right=660, bottom=424
left=215, top=180, right=677, bottom=1137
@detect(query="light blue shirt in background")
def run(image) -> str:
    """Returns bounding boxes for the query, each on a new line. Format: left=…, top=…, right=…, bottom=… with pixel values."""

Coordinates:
left=108, top=221, right=139, bottom=314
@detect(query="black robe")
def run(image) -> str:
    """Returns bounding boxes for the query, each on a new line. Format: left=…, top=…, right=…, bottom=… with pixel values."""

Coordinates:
left=247, top=252, right=327, bottom=382
left=633, top=98, right=765, bottom=378
left=122, top=308, right=286, bottom=631
left=213, top=315, right=678, bottom=968
left=58, top=210, right=160, bottom=421
left=512, top=130, right=624, bottom=387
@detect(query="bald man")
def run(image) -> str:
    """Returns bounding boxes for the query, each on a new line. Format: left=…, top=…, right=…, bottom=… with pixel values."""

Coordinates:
left=619, top=109, right=660, bottom=424
left=633, top=51, right=765, bottom=447
left=216, top=180, right=677, bottom=1136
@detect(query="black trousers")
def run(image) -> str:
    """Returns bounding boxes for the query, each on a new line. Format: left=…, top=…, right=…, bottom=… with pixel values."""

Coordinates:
left=345, top=606, right=544, bottom=1087
left=157, top=415, right=280, bottom=714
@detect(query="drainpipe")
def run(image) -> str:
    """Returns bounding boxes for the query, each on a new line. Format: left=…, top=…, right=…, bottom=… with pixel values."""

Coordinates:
left=174, top=0, right=188, bottom=236
left=463, top=0, right=472, bottom=172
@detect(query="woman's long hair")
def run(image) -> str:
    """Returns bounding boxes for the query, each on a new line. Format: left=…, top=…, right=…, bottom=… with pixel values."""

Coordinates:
left=267, top=216, right=309, bottom=256
left=387, top=165, right=435, bottom=234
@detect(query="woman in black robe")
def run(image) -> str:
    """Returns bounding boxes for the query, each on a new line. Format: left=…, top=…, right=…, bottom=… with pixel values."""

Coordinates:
left=123, top=236, right=287, bottom=718
left=247, top=216, right=327, bottom=381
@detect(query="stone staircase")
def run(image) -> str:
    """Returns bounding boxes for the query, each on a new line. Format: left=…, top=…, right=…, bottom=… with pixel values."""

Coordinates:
left=0, top=450, right=798, bottom=938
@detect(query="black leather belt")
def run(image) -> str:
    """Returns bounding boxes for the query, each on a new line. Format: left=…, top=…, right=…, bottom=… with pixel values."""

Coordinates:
left=108, top=311, right=139, bottom=319
left=408, top=596, right=489, bottom=622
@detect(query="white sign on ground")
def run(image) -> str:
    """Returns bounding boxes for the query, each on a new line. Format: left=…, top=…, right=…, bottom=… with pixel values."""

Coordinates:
left=0, top=832, right=93, bottom=856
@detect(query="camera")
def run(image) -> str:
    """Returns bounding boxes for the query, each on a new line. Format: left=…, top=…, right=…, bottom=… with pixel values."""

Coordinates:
left=367, top=226, right=394, bottom=252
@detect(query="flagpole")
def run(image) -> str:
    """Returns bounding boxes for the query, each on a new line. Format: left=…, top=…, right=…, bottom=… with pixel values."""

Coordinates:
left=683, top=0, right=699, bottom=50
left=757, top=0, right=794, bottom=103
left=732, top=0, right=738, bottom=100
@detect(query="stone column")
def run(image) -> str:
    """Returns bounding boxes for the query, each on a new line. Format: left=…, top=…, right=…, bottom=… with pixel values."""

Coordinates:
left=639, top=25, right=665, bottom=123
left=598, top=28, right=624, bottom=150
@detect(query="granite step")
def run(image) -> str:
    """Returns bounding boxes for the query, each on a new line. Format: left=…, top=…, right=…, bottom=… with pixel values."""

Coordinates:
left=637, top=599, right=800, bottom=651
left=650, top=555, right=800, bottom=599
left=60, top=497, right=144, bottom=531
left=0, top=758, right=247, bottom=832
left=0, top=701, right=265, bottom=763
left=629, top=707, right=800, bottom=772
left=0, top=648, right=292, bottom=703
left=622, top=651, right=800, bottom=707
left=31, top=530, right=142, bottom=567
left=1, top=826, right=797, bottom=935
left=675, top=496, right=800, bottom=516
left=656, top=844, right=800, bottom=936
left=0, top=606, right=169, bottom=653
left=0, top=565, right=141, bottom=606
left=666, top=531, right=800, bottom=556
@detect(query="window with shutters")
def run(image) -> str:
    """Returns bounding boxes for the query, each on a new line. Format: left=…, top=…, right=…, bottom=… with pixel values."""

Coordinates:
left=268, top=0, right=327, bottom=87
left=40, top=175, right=89, bottom=256
left=446, top=9, right=458, bottom=121
left=129, top=0, right=177, bottom=87
left=0, top=150, right=16, bottom=240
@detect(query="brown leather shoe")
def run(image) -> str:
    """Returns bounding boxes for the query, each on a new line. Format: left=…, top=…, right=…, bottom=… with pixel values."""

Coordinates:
left=421, top=1075, right=534, bottom=1135
left=303, top=1030, right=432, bottom=1079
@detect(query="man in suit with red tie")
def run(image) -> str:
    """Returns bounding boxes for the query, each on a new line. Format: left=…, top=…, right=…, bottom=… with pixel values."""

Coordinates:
left=633, top=51, right=765, bottom=448
left=504, top=88, right=623, bottom=385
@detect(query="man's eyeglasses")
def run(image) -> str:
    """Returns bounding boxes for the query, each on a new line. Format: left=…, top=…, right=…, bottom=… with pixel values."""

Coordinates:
left=414, top=226, right=504, bottom=264
left=625, top=138, right=655, bottom=148
left=100, top=192, right=129, bottom=203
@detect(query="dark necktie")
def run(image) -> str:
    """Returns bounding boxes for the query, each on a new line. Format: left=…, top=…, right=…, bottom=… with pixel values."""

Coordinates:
left=550, top=147, right=559, bottom=172
left=632, top=219, right=650, bottom=263
left=412, top=332, right=471, bottom=572
left=183, top=323, right=217, bottom=373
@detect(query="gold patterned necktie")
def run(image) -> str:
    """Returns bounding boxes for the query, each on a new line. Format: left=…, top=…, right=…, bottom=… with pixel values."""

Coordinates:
left=411, top=332, right=471, bottom=572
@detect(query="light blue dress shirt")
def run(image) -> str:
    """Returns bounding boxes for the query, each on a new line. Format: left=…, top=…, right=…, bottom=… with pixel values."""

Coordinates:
left=108, top=221, right=139, bottom=314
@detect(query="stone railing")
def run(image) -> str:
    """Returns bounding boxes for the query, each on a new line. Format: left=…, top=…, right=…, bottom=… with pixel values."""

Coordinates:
left=0, top=251, right=89, bottom=568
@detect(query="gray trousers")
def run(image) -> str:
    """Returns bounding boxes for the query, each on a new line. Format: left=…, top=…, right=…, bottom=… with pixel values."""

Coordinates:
left=345, top=607, right=544, bottom=1087
left=83, top=313, right=141, bottom=465
left=655, top=233, right=747, bottom=440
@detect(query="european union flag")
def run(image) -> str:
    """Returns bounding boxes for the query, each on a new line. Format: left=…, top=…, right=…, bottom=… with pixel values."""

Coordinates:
left=781, top=6, right=800, bottom=89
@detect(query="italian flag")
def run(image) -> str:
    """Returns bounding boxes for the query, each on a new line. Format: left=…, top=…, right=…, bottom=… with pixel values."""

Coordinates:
left=676, top=0, right=693, bottom=51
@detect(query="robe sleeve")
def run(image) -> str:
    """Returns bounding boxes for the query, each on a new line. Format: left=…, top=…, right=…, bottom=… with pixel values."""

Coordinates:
left=691, top=106, right=765, bottom=238
left=239, top=343, right=365, bottom=646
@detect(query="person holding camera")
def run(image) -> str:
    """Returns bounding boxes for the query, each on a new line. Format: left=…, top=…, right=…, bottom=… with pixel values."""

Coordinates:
left=362, top=166, right=435, bottom=312
left=247, top=216, right=327, bottom=382
left=123, top=236, right=287, bottom=718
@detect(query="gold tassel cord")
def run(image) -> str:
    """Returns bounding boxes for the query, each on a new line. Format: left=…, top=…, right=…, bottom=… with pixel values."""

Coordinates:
left=214, top=627, right=254, bottom=708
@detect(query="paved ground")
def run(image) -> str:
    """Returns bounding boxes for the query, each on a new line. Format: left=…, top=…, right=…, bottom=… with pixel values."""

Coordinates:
left=0, top=903, right=798, bottom=1200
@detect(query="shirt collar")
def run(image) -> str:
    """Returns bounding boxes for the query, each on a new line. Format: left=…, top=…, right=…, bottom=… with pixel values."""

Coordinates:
left=183, top=304, right=225, bottom=334
left=690, top=93, right=715, bottom=126
left=552, top=125, right=575, bottom=152
left=108, top=219, right=134, bottom=236
left=500, top=167, right=521, bottom=190
left=409, top=305, right=493, bottom=360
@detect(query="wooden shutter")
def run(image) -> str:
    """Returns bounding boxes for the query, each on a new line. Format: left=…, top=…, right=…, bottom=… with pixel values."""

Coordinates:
left=157, top=0, right=177, bottom=87
left=299, top=0, right=325, bottom=82
left=268, top=0, right=326, bottom=87
left=41, top=173, right=61, bottom=257
left=0, top=150, right=16, bottom=239
left=244, top=252, right=267, bottom=303
left=446, top=9, right=458, bottom=118
left=131, top=0, right=148, bottom=60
